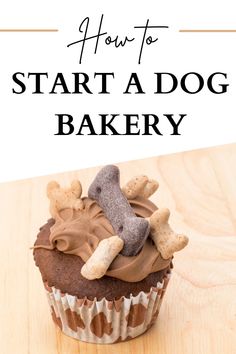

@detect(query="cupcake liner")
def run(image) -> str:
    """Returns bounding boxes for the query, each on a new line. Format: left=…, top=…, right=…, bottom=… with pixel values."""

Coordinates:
left=44, top=274, right=171, bottom=344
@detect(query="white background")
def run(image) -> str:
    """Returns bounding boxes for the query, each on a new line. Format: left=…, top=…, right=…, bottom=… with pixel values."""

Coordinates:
left=0, top=0, right=235, bottom=182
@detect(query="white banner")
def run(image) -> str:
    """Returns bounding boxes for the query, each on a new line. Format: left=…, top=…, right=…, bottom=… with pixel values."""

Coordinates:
left=0, top=0, right=235, bottom=181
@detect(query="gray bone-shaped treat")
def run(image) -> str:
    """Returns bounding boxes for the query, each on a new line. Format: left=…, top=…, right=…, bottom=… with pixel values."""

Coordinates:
left=88, top=165, right=150, bottom=256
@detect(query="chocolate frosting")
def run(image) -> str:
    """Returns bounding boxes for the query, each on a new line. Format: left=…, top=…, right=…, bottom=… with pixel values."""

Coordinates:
left=34, top=197, right=171, bottom=282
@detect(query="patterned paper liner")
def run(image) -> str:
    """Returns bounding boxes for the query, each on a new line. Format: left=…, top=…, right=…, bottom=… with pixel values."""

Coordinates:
left=44, top=274, right=170, bottom=344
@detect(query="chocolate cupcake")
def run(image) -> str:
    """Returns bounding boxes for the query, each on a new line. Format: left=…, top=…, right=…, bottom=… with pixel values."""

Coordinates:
left=33, top=165, right=188, bottom=344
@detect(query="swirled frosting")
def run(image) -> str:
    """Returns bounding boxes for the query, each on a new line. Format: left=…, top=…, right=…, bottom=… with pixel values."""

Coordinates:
left=36, top=197, right=171, bottom=282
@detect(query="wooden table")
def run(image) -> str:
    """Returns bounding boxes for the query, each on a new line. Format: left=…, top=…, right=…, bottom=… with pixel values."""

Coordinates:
left=0, top=143, right=236, bottom=354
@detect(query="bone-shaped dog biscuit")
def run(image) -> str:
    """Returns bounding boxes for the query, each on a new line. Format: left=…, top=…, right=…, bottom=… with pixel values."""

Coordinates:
left=142, top=179, right=159, bottom=199
left=47, top=180, right=83, bottom=218
left=122, top=176, right=159, bottom=199
left=81, top=236, right=124, bottom=280
left=88, top=165, right=150, bottom=256
left=149, top=208, right=188, bottom=259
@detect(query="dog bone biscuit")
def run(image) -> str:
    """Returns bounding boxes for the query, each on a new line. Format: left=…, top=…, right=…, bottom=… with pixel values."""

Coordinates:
left=141, top=179, right=159, bottom=198
left=81, top=236, right=124, bottom=280
left=88, top=165, right=150, bottom=256
left=122, top=176, right=159, bottom=199
left=122, top=175, right=148, bottom=199
left=47, top=179, right=83, bottom=218
left=149, top=208, right=188, bottom=259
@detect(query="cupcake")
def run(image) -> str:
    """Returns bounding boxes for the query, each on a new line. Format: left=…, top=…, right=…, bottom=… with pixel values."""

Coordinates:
left=33, top=165, right=188, bottom=344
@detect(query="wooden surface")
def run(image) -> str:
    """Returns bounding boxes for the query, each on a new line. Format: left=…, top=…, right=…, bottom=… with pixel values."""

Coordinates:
left=0, top=143, right=236, bottom=354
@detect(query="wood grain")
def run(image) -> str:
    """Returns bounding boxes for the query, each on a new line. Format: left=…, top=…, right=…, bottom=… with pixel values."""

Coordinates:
left=0, top=143, right=236, bottom=354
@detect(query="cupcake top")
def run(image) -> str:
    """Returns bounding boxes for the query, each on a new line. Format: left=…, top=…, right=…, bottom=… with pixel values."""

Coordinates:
left=34, top=165, right=188, bottom=283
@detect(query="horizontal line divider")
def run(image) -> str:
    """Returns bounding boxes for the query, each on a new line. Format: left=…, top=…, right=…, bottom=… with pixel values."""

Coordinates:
left=0, top=29, right=58, bottom=32
left=179, top=29, right=236, bottom=32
